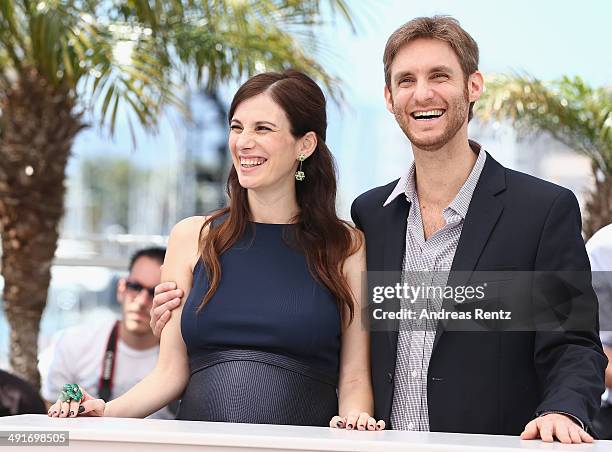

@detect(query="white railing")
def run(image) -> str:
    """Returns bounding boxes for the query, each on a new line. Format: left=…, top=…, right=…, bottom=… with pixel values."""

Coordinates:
left=0, top=415, right=611, bottom=451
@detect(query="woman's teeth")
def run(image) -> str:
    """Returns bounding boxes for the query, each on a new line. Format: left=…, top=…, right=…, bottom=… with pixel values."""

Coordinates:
left=240, top=158, right=266, bottom=168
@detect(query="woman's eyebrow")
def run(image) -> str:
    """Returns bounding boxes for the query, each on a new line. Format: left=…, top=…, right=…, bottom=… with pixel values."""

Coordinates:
left=230, top=119, right=278, bottom=128
left=255, top=121, right=278, bottom=128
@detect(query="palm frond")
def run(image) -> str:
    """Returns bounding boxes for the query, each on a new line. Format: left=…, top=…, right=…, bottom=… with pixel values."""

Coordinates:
left=2, top=0, right=360, bottom=139
left=476, top=74, right=612, bottom=172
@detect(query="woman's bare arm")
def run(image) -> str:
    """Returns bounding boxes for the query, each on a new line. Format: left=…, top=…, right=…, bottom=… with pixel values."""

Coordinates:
left=335, top=229, right=377, bottom=429
left=102, top=216, right=205, bottom=418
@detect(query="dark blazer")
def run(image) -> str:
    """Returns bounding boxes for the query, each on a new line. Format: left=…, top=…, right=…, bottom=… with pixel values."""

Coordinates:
left=351, top=150, right=607, bottom=435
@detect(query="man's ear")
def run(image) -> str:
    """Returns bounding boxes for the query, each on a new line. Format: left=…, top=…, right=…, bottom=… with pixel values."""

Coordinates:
left=384, top=84, right=394, bottom=114
left=117, top=278, right=126, bottom=305
left=468, top=71, right=484, bottom=103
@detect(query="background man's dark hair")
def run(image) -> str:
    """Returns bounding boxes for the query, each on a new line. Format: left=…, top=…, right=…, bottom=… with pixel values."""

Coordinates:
left=128, top=247, right=166, bottom=272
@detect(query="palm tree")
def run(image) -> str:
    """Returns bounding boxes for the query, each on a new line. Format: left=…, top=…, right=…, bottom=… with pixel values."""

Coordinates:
left=476, top=74, right=612, bottom=238
left=0, top=0, right=355, bottom=388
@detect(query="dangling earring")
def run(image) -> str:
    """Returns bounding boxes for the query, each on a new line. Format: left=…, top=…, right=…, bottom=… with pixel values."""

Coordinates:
left=295, top=154, right=306, bottom=181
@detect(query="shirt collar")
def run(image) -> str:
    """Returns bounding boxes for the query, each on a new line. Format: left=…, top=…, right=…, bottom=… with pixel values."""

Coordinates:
left=383, top=164, right=414, bottom=208
left=383, top=140, right=487, bottom=218
left=447, top=148, right=486, bottom=219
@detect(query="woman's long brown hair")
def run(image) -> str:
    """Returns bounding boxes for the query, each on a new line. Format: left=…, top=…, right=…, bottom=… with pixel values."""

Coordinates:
left=196, top=70, right=361, bottom=323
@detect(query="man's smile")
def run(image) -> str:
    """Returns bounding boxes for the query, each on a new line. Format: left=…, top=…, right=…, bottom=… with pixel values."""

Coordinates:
left=410, top=109, right=446, bottom=120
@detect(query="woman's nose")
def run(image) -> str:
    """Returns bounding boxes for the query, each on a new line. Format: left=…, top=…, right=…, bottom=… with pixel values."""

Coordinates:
left=235, top=130, right=256, bottom=150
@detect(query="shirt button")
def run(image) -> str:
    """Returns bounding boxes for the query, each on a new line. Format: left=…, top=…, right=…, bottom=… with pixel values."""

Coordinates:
left=407, top=422, right=415, bottom=430
left=411, top=370, right=418, bottom=378
left=387, top=372, right=393, bottom=383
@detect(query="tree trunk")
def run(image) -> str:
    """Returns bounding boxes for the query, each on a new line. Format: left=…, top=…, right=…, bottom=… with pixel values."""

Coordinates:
left=583, top=164, right=612, bottom=240
left=0, top=69, right=82, bottom=389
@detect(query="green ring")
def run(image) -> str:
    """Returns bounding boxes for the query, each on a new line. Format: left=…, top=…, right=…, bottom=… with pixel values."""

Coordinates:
left=59, top=383, right=83, bottom=402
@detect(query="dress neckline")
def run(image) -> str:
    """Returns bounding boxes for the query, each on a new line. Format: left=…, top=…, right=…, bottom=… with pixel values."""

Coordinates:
left=249, top=221, right=296, bottom=226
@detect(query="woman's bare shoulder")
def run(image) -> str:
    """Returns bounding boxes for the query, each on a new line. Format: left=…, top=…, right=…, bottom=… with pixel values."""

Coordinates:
left=170, top=216, right=210, bottom=240
left=168, top=216, right=210, bottom=271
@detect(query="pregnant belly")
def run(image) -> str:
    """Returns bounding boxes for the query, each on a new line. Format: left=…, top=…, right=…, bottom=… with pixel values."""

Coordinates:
left=175, top=349, right=338, bottom=426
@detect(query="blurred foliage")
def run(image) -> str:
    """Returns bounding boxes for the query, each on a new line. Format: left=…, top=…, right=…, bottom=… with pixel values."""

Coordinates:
left=0, top=0, right=356, bottom=140
left=81, top=157, right=146, bottom=232
left=476, top=74, right=612, bottom=173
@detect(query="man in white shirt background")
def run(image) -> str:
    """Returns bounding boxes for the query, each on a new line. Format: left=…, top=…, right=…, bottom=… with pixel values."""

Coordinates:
left=587, top=223, right=612, bottom=438
left=38, top=247, right=173, bottom=419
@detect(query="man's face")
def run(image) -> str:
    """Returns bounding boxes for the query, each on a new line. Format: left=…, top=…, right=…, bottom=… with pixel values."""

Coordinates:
left=384, top=38, right=483, bottom=152
left=117, top=256, right=162, bottom=336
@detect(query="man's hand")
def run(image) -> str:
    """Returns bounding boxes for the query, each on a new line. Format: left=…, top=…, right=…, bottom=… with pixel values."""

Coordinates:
left=149, top=281, right=183, bottom=337
left=521, top=413, right=593, bottom=444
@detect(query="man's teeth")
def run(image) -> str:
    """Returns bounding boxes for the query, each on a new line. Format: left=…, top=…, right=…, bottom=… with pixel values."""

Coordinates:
left=412, top=109, right=445, bottom=120
left=240, top=158, right=266, bottom=167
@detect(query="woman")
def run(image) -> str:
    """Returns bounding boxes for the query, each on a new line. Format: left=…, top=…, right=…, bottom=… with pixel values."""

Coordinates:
left=48, top=70, right=382, bottom=430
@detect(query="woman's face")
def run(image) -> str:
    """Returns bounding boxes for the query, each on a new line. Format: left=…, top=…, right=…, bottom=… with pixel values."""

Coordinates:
left=229, top=93, right=304, bottom=192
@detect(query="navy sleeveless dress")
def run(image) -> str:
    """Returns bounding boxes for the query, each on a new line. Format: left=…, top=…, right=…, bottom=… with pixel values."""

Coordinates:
left=176, top=222, right=341, bottom=426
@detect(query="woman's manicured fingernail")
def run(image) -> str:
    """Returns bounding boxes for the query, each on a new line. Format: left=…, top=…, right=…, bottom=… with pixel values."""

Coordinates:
left=78, top=406, right=85, bottom=413
left=336, top=420, right=344, bottom=427
left=69, top=411, right=74, bottom=416
left=60, top=411, right=64, bottom=415
left=347, top=424, right=353, bottom=429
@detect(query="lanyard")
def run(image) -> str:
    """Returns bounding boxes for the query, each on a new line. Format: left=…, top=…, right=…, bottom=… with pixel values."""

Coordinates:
left=98, top=321, right=120, bottom=401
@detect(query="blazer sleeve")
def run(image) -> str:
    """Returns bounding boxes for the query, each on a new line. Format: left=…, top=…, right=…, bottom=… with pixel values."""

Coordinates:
left=350, top=197, right=364, bottom=231
left=532, top=189, right=607, bottom=433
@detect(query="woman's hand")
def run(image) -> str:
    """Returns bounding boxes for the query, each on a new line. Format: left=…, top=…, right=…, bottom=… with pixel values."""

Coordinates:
left=329, top=412, right=385, bottom=431
left=47, top=385, right=105, bottom=418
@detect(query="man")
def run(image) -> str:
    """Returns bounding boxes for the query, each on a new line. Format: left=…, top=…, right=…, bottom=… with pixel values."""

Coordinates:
left=149, top=16, right=606, bottom=442
left=349, top=15, right=605, bottom=442
left=39, top=247, right=173, bottom=419
left=586, top=223, right=612, bottom=438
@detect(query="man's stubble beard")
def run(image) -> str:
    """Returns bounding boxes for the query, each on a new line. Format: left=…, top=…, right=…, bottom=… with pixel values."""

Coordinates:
left=392, top=86, right=470, bottom=152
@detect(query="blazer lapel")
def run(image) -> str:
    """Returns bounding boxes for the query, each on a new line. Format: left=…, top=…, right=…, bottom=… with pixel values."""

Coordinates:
left=382, top=195, right=410, bottom=350
left=433, top=154, right=507, bottom=350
